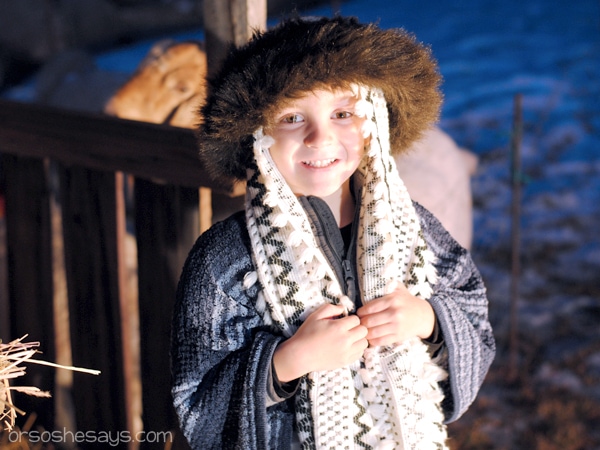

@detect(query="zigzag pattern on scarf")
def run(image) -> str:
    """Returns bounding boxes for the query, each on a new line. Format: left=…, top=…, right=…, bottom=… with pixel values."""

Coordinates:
left=246, top=164, right=304, bottom=330
left=244, top=87, right=449, bottom=449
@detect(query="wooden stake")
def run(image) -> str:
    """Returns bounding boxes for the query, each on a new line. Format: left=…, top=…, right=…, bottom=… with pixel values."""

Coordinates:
left=509, top=93, right=523, bottom=383
left=116, top=172, right=143, bottom=450
left=48, top=160, right=77, bottom=439
left=201, top=0, right=267, bottom=233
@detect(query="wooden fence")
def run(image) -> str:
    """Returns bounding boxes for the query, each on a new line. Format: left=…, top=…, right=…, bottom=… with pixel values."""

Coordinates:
left=0, top=98, right=242, bottom=449
left=0, top=1, right=276, bottom=448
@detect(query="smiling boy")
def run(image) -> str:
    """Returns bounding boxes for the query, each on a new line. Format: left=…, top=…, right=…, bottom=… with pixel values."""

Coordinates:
left=171, top=16, right=495, bottom=450
left=266, top=87, right=438, bottom=385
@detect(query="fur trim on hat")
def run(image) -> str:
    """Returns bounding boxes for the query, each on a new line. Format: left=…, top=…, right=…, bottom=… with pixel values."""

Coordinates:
left=197, top=16, right=443, bottom=182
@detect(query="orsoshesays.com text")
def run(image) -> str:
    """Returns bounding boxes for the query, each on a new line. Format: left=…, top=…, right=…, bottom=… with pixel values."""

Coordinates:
left=7, top=428, right=173, bottom=447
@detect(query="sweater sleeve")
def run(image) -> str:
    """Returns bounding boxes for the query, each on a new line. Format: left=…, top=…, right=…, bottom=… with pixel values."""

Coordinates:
left=170, top=215, right=294, bottom=449
left=415, top=203, right=496, bottom=423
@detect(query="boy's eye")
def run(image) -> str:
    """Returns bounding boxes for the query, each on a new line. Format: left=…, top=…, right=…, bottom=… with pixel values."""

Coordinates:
left=281, top=114, right=303, bottom=123
left=334, top=111, right=353, bottom=119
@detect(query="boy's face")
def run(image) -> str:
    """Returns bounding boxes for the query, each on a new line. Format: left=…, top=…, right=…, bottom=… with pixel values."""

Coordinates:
left=266, top=88, right=366, bottom=198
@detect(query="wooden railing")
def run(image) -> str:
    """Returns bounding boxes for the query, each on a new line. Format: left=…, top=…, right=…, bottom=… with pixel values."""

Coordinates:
left=0, top=99, right=232, bottom=190
left=0, top=98, right=238, bottom=449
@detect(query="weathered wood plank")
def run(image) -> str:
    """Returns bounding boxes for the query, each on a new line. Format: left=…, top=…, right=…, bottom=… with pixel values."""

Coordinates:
left=0, top=99, right=237, bottom=194
left=135, top=180, right=198, bottom=450
left=1, top=155, right=56, bottom=429
left=59, top=166, right=128, bottom=445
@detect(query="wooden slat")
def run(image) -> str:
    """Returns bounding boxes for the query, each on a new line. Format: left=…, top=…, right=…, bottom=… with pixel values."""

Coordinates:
left=116, top=172, right=143, bottom=449
left=134, top=180, right=197, bottom=450
left=59, top=165, right=128, bottom=441
left=2, top=155, right=56, bottom=429
left=48, top=160, right=77, bottom=436
left=0, top=99, right=237, bottom=194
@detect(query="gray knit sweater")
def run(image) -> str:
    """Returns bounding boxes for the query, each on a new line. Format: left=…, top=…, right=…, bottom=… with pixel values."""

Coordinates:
left=171, top=204, right=495, bottom=449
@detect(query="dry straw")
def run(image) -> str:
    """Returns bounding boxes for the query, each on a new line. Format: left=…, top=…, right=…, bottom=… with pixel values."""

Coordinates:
left=0, top=335, right=100, bottom=431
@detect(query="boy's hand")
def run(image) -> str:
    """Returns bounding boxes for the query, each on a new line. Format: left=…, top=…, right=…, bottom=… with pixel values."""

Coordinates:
left=356, top=282, right=435, bottom=347
left=273, top=303, right=368, bottom=383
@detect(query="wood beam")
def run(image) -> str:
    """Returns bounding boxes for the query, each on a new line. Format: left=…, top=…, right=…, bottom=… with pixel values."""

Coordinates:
left=0, top=99, right=239, bottom=195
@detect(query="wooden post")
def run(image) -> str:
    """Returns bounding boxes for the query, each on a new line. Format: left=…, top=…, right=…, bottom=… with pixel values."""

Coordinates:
left=231, top=0, right=268, bottom=46
left=508, top=93, right=523, bottom=383
left=200, top=0, right=266, bottom=232
left=201, top=0, right=267, bottom=208
left=203, top=0, right=267, bottom=76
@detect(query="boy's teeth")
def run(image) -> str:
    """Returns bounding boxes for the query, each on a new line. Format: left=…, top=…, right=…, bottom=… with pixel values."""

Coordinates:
left=304, top=159, right=336, bottom=167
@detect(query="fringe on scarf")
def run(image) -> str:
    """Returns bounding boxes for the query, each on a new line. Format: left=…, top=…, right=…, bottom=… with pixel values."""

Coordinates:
left=244, top=86, right=449, bottom=449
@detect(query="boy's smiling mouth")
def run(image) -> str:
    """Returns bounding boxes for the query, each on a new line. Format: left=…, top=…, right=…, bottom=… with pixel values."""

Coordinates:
left=302, top=158, right=337, bottom=168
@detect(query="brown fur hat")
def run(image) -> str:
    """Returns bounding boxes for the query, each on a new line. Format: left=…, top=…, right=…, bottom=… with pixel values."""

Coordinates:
left=198, top=16, right=442, bottom=182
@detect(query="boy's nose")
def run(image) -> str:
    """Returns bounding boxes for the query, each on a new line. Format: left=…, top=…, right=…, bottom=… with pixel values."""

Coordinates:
left=304, top=122, right=333, bottom=149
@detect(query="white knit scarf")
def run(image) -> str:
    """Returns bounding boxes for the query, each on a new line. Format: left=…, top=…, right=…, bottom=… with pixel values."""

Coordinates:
left=244, top=86, right=449, bottom=449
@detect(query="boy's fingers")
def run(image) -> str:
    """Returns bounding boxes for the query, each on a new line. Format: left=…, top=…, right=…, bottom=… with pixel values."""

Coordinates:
left=312, top=302, right=346, bottom=320
left=357, top=282, right=412, bottom=317
left=356, top=296, right=390, bottom=317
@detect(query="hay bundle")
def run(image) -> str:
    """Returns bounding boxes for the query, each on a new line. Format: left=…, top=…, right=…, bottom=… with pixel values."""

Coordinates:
left=1, top=335, right=99, bottom=431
